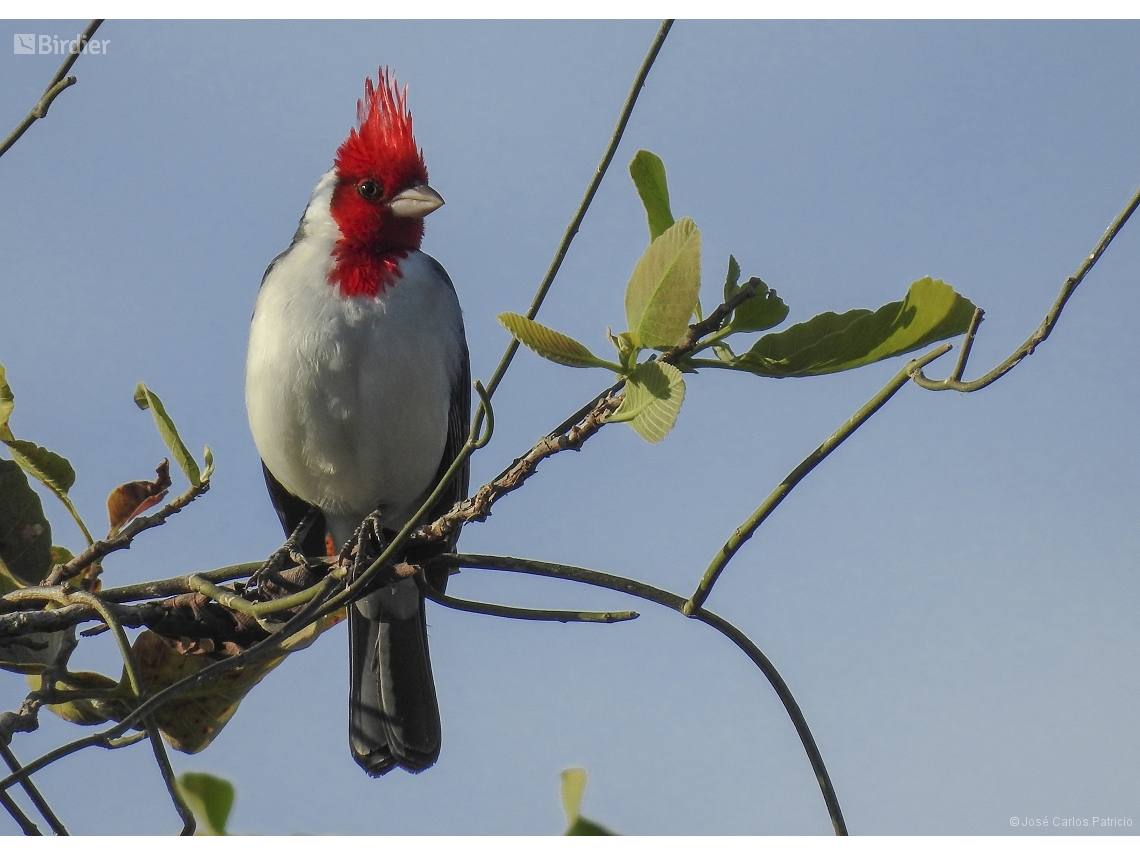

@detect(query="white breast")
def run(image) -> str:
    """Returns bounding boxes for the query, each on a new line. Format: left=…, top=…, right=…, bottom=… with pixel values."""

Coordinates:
left=245, top=171, right=465, bottom=546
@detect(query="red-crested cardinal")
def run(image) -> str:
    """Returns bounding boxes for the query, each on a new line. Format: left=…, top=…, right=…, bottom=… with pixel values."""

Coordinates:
left=245, top=69, right=469, bottom=775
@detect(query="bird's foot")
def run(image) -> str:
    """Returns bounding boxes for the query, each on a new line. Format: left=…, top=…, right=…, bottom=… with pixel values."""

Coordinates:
left=343, top=512, right=394, bottom=590
left=248, top=509, right=322, bottom=601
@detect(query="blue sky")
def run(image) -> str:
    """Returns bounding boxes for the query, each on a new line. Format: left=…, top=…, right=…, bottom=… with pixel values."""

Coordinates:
left=1, top=20, right=1139, bottom=835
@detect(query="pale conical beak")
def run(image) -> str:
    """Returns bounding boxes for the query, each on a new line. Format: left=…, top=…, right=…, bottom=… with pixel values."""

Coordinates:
left=387, top=183, right=445, bottom=218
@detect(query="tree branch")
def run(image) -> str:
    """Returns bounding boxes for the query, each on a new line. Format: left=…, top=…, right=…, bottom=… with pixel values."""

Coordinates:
left=0, top=742, right=66, bottom=835
left=0, top=785, right=40, bottom=835
left=417, top=572, right=638, bottom=623
left=912, top=181, right=1140, bottom=392
left=0, top=20, right=104, bottom=159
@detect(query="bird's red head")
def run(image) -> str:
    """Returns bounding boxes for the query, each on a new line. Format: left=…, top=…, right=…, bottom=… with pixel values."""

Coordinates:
left=328, top=69, right=440, bottom=298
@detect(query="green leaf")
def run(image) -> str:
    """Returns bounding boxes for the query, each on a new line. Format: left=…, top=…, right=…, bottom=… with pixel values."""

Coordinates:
left=134, top=383, right=201, bottom=486
left=625, top=218, right=702, bottom=350
left=736, top=277, right=977, bottom=377
left=727, top=278, right=790, bottom=334
left=177, top=772, right=234, bottom=835
left=723, top=255, right=741, bottom=303
left=0, top=459, right=52, bottom=587
left=561, top=768, right=616, bottom=836
left=498, top=314, right=619, bottom=371
left=5, top=439, right=76, bottom=496
left=629, top=149, right=675, bottom=241
left=608, top=361, right=686, bottom=444
left=0, top=364, right=14, bottom=439
left=201, top=446, right=215, bottom=482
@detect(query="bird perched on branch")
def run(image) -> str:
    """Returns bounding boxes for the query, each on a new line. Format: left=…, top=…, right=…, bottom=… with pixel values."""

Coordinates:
left=245, top=69, right=469, bottom=775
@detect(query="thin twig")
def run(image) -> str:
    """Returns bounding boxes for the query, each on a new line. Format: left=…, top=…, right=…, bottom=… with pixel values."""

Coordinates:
left=407, top=389, right=623, bottom=552
left=99, top=563, right=262, bottom=604
left=684, top=344, right=952, bottom=615
left=0, top=597, right=162, bottom=638
left=189, top=573, right=330, bottom=619
left=0, top=731, right=129, bottom=796
left=692, top=607, right=846, bottom=835
left=950, top=308, right=984, bottom=382
left=428, top=552, right=847, bottom=836
left=106, top=732, right=148, bottom=749
left=1, top=786, right=40, bottom=835
left=476, top=19, right=674, bottom=411
left=146, top=729, right=194, bottom=836
left=0, top=20, right=103, bottom=159
left=64, top=591, right=195, bottom=835
left=913, top=182, right=1140, bottom=392
left=0, top=742, right=66, bottom=835
left=417, top=573, right=638, bottom=623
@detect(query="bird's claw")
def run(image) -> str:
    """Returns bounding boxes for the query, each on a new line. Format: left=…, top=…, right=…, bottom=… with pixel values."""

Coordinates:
left=344, top=513, right=391, bottom=589
left=249, top=509, right=322, bottom=600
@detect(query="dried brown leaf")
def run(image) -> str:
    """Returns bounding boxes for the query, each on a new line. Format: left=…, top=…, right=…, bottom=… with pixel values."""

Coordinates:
left=107, top=460, right=172, bottom=535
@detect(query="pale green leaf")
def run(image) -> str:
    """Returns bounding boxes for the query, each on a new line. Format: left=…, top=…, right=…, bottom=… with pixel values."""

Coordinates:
left=561, top=768, right=587, bottom=824
left=134, top=383, right=201, bottom=486
left=498, top=313, right=619, bottom=370
left=629, top=149, right=675, bottom=241
left=625, top=218, right=702, bottom=350
left=609, top=361, right=686, bottom=444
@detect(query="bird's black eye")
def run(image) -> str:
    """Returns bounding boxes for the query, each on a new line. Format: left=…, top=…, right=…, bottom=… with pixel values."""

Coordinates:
left=357, top=180, right=382, bottom=200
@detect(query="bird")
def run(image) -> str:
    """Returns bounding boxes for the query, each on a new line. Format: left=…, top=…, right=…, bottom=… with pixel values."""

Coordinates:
left=245, top=69, right=469, bottom=776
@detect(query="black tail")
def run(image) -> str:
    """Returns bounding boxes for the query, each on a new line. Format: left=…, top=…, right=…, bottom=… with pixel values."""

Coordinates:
left=348, top=580, right=442, bottom=776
